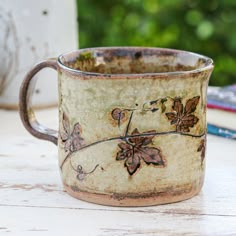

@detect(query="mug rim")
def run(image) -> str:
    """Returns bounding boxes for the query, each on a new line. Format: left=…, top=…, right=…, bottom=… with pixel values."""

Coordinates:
left=57, top=46, right=214, bottom=77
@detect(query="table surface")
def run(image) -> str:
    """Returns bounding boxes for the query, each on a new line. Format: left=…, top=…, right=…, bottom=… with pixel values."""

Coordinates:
left=0, top=108, right=235, bottom=236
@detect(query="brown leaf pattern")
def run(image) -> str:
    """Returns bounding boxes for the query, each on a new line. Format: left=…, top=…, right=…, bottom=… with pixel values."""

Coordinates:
left=60, top=95, right=204, bottom=177
left=166, top=96, right=200, bottom=132
left=61, top=112, right=85, bottom=153
left=197, top=137, right=206, bottom=165
left=116, top=128, right=165, bottom=175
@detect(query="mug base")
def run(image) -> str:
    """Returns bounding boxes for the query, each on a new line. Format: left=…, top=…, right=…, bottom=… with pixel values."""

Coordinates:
left=63, top=180, right=203, bottom=207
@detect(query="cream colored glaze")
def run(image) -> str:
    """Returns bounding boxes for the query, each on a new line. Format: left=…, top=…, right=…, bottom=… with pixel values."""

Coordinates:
left=58, top=66, right=211, bottom=206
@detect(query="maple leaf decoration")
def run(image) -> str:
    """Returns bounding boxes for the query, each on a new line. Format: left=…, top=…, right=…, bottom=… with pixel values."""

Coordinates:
left=60, top=112, right=85, bottom=153
left=116, top=128, right=165, bottom=175
left=165, top=96, right=200, bottom=132
left=197, top=137, right=206, bottom=165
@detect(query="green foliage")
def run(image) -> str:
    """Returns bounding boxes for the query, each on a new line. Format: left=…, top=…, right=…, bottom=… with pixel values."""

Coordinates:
left=78, top=0, right=236, bottom=86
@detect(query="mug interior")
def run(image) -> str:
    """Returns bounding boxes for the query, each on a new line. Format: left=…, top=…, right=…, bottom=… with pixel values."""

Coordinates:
left=59, top=47, right=213, bottom=75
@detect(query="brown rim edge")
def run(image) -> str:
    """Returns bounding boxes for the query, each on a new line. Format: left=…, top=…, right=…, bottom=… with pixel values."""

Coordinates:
left=58, top=47, right=214, bottom=79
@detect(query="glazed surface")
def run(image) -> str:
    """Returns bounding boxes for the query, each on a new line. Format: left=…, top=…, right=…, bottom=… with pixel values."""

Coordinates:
left=58, top=70, right=210, bottom=205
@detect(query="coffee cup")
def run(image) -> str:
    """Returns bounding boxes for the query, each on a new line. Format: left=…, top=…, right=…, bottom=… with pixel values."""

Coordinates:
left=19, top=47, right=214, bottom=206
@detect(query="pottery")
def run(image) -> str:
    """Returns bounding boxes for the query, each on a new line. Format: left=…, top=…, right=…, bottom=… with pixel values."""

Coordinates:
left=0, top=0, right=77, bottom=109
left=19, top=47, right=214, bottom=206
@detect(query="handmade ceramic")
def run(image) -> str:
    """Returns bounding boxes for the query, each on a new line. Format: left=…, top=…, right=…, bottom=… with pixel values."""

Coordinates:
left=19, top=47, right=214, bottom=206
left=0, top=0, right=77, bottom=109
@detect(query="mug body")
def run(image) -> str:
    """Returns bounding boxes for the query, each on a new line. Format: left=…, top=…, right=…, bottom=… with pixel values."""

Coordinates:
left=56, top=47, right=213, bottom=206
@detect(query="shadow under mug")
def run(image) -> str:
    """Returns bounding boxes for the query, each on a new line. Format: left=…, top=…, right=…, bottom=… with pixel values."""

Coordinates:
left=19, top=47, right=214, bottom=206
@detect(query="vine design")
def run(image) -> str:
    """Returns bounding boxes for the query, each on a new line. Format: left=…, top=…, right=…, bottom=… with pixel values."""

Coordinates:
left=70, top=160, right=99, bottom=181
left=60, top=95, right=205, bottom=176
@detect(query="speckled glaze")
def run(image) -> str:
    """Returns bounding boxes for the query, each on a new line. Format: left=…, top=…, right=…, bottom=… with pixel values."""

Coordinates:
left=19, top=47, right=214, bottom=206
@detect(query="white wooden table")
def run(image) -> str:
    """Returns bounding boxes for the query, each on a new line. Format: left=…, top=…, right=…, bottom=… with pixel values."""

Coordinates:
left=0, top=108, right=235, bottom=236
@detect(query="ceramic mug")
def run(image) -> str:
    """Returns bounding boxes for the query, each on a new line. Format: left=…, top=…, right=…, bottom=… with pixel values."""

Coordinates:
left=19, top=47, right=214, bottom=206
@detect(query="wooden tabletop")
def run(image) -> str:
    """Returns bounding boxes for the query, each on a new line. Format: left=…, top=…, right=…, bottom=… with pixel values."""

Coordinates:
left=0, top=108, right=235, bottom=236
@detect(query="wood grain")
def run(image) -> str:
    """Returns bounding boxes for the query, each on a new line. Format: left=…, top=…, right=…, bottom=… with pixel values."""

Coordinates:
left=0, top=108, right=235, bottom=235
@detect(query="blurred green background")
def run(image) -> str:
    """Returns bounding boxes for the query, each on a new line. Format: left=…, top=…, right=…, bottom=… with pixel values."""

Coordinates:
left=78, top=0, right=236, bottom=86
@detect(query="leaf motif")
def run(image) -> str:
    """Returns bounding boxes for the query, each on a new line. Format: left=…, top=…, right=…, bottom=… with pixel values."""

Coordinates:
left=197, top=138, right=206, bottom=165
left=141, top=130, right=156, bottom=145
left=139, top=147, right=165, bottom=166
left=60, top=112, right=85, bottom=153
left=129, top=129, right=156, bottom=146
left=118, top=142, right=130, bottom=150
left=181, top=115, right=199, bottom=126
left=61, top=131, right=69, bottom=142
left=197, top=140, right=204, bottom=152
left=116, top=150, right=128, bottom=160
left=185, top=96, right=200, bottom=114
left=125, top=152, right=141, bottom=175
left=166, top=96, right=200, bottom=132
left=64, top=139, right=72, bottom=152
left=166, top=112, right=177, bottom=120
left=131, top=128, right=140, bottom=135
left=116, top=144, right=132, bottom=160
left=173, top=98, right=183, bottom=114
left=166, top=112, right=178, bottom=124
left=178, top=125, right=190, bottom=132
left=71, top=136, right=85, bottom=152
left=129, top=128, right=142, bottom=145
left=72, top=123, right=82, bottom=136
left=62, top=112, right=70, bottom=136
left=116, top=128, right=164, bottom=175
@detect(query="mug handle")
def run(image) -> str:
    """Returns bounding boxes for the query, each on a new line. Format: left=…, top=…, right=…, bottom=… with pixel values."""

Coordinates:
left=19, top=59, right=59, bottom=145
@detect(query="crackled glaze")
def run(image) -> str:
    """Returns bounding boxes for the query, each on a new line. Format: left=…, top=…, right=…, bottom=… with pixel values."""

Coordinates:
left=20, top=47, right=214, bottom=206
left=56, top=48, right=213, bottom=206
